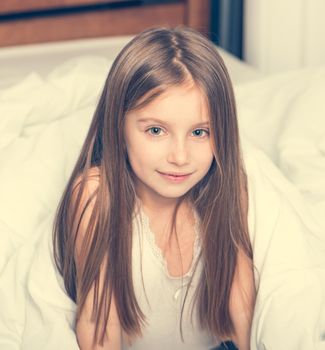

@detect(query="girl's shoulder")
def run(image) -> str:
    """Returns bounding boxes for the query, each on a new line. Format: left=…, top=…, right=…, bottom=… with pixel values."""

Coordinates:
left=86, top=166, right=101, bottom=183
left=84, top=165, right=101, bottom=180
left=70, top=166, right=102, bottom=221
left=73, top=166, right=101, bottom=190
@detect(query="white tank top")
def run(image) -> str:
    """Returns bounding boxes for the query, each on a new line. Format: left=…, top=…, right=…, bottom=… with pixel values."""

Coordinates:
left=121, top=203, right=220, bottom=350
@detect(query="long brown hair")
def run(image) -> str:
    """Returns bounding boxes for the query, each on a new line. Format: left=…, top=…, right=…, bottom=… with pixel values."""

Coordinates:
left=53, top=26, right=253, bottom=346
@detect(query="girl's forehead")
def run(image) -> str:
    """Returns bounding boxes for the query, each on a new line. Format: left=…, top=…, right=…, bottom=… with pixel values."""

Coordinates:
left=133, top=83, right=210, bottom=121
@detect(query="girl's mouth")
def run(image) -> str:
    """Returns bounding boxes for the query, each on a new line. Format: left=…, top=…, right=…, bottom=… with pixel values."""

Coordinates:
left=158, top=171, right=192, bottom=183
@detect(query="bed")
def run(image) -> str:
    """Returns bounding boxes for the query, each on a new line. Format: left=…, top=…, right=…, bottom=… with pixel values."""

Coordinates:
left=0, top=35, right=324, bottom=350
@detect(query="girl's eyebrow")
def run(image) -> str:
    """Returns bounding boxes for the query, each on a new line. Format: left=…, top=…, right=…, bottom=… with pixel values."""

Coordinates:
left=136, top=117, right=210, bottom=127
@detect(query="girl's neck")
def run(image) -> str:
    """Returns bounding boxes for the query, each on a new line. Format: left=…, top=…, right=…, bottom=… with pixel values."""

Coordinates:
left=135, top=194, right=193, bottom=224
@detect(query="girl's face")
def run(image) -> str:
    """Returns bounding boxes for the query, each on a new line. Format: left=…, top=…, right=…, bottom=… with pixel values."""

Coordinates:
left=124, top=83, right=214, bottom=207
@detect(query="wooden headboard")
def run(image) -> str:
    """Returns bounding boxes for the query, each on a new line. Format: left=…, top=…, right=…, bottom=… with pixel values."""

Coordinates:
left=0, top=0, right=210, bottom=47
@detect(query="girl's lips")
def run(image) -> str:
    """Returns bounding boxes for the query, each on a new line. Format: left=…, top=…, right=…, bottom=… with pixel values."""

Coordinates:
left=158, top=171, right=192, bottom=176
left=157, top=171, right=192, bottom=182
left=160, top=173, right=190, bottom=176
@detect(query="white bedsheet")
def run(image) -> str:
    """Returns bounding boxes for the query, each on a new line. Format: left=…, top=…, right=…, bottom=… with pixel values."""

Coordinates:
left=0, top=57, right=324, bottom=349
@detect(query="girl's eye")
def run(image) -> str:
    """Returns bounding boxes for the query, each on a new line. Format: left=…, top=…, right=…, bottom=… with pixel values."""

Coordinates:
left=146, top=127, right=209, bottom=137
left=147, top=127, right=164, bottom=136
left=192, top=129, right=209, bottom=137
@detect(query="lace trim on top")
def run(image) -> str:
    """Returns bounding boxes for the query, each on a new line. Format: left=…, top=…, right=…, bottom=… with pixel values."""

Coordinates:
left=137, top=203, right=201, bottom=280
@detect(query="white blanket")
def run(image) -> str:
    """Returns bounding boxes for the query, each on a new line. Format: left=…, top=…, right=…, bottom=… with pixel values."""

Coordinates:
left=0, top=57, right=324, bottom=349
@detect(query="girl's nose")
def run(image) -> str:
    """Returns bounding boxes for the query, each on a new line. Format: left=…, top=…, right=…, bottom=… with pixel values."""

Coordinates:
left=167, top=138, right=190, bottom=166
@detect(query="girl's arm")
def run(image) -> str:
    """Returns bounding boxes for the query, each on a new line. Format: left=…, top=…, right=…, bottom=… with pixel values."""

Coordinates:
left=229, top=248, right=256, bottom=350
left=72, top=170, right=122, bottom=350
left=75, top=276, right=122, bottom=350
left=75, top=266, right=122, bottom=350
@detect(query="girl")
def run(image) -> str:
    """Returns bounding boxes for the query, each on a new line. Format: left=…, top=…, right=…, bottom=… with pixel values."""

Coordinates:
left=53, top=26, right=255, bottom=350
